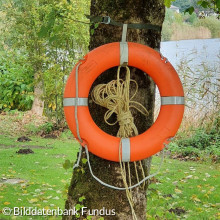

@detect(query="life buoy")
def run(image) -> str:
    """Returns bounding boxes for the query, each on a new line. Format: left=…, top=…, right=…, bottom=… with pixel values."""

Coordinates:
left=63, top=42, right=184, bottom=162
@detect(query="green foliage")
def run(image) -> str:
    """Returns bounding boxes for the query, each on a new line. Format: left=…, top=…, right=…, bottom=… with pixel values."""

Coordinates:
left=185, top=0, right=220, bottom=15
left=184, top=6, right=195, bottom=14
left=40, top=122, right=54, bottom=134
left=173, top=11, right=184, bottom=23
left=195, top=16, right=220, bottom=37
left=63, top=159, right=73, bottom=170
left=81, top=158, right=88, bottom=164
left=184, top=12, right=198, bottom=24
left=79, top=196, right=86, bottom=202
left=172, top=0, right=220, bottom=15
left=172, top=0, right=198, bottom=12
left=162, top=21, right=173, bottom=41
left=1, top=0, right=90, bottom=123
left=24, top=121, right=55, bottom=135
left=169, top=116, right=220, bottom=161
left=162, top=7, right=220, bottom=41
left=0, top=51, right=34, bottom=111
left=164, top=0, right=176, bottom=8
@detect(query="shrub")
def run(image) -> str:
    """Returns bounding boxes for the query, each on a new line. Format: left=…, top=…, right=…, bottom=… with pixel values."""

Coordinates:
left=162, top=21, right=173, bottom=41
left=195, top=16, right=220, bottom=38
left=169, top=115, right=220, bottom=161
left=0, top=51, right=34, bottom=111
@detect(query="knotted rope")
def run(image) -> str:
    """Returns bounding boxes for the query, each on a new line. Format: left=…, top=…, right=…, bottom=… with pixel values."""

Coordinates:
left=92, top=66, right=148, bottom=137
left=91, top=66, right=149, bottom=220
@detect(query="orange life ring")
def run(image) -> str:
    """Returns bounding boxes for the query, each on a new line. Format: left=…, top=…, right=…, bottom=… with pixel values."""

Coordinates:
left=63, top=42, right=184, bottom=162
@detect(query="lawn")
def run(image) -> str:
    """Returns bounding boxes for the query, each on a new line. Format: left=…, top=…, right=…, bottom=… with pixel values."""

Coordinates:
left=0, top=133, right=78, bottom=220
left=148, top=155, right=220, bottom=219
left=0, top=113, right=219, bottom=219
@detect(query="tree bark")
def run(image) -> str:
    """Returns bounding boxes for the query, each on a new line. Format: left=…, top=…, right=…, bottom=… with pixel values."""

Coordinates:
left=64, top=1, right=165, bottom=219
left=31, top=74, right=44, bottom=116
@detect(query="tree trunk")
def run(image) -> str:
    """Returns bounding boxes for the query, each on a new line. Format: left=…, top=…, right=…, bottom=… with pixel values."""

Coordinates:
left=31, top=74, right=44, bottom=116
left=64, top=1, right=165, bottom=219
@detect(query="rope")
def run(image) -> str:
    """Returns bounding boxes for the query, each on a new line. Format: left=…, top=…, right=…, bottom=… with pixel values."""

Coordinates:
left=91, top=66, right=148, bottom=137
left=72, top=62, right=165, bottom=219
left=91, top=65, right=146, bottom=220
left=73, top=62, right=165, bottom=190
left=84, top=144, right=165, bottom=190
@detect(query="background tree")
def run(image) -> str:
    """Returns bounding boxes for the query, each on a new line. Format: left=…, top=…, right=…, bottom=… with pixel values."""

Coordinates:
left=0, top=0, right=89, bottom=120
left=64, top=0, right=165, bottom=219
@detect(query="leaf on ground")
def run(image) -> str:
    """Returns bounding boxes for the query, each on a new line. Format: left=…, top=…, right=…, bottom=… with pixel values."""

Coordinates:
left=205, top=173, right=211, bottom=178
left=172, top=181, right=178, bottom=185
left=175, top=188, right=182, bottom=194
left=81, top=158, right=87, bottom=164
left=191, top=195, right=201, bottom=202
left=185, top=175, right=193, bottom=179
left=79, top=196, right=86, bottom=202
left=4, top=201, right=10, bottom=205
left=29, top=198, right=39, bottom=203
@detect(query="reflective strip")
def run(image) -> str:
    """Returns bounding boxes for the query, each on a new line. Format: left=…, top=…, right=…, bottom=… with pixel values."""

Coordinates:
left=161, top=96, right=185, bottom=105
left=121, top=138, right=130, bottom=162
left=120, top=42, right=128, bottom=66
left=63, top=98, right=88, bottom=106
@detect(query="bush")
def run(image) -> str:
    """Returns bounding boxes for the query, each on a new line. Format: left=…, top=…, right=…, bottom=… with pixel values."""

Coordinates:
left=195, top=16, right=220, bottom=38
left=183, top=12, right=198, bottom=24
left=0, top=51, right=34, bottom=111
left=162, top=21, right=173, bottom=41
left=162, top=9, right=220, bottom=41
left=169, top=115, right=220, bottom=161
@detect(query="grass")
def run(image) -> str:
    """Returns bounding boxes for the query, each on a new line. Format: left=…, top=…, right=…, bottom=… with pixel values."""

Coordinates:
left=0, top=113, right=219, bottom=219
left=0, top=133, right=79, bottom=220
left=147, top=155, right=220, bottom=219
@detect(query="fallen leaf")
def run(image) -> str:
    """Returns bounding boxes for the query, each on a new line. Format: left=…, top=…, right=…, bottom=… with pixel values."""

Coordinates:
left=205, top=173, right=211, bottom=178
left=4, top=202, right=10, bottom=205
left=29, top=198, right=38, bottom=203
left=191, top=195, right=201, bottom=202
left=175, top=188, right=182, bottom=194
left=172, top=181, right=178, bottom=185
